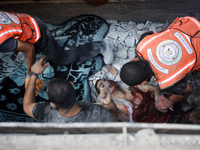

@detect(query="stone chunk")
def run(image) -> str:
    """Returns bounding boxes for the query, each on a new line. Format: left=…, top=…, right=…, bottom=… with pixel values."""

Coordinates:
left=136, top=23, right=144, bottom=30
left=116, top=48, right=128, bottom=59
left=117, top=31, right=129, bottom=42
left=107, top=31, right=118, bottom=40
left=125, top=35, right=135, bottom=48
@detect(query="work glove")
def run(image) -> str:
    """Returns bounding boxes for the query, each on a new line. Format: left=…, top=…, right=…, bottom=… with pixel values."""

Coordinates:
left=154, top=94, right=174, bottom=113
left=25, top=77, right=45, bottom=96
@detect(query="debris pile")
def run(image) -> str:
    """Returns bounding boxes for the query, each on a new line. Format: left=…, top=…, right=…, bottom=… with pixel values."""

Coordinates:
left=89, top=19, right=169, bottom=102
left=89, top=19, right=169, bottom=90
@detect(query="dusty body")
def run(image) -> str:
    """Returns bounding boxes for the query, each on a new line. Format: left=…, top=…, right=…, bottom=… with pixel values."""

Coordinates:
left=96, top=79, right=170, bottom=123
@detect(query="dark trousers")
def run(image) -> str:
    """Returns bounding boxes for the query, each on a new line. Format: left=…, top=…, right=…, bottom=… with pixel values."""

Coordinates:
left=33, top=16, right=105, bottom=65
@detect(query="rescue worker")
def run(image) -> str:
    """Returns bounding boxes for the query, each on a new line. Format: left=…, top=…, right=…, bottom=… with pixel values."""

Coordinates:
left=0, top=11, right=114, bottom=95
left=23, top=56, right=118, bottom=122
left=120, top=12, right=200, bottom=113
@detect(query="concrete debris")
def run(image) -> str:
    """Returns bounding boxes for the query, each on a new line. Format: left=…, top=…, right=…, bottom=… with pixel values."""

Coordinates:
left=117, top=31, right=129, bottom=41
left=144, top=20, right=151, bottom=30
left=116, top=26, right=126, bottom=32
left=106, top=71, right=115, bottom=81
left=116, top=48, right=128, bottom=59
left=109, top=65, right=117, bottom=76
left=125, top=35, right=135, bottom=48
left=117, top=43, right=124, bottom=51
left=102, top=66, right=109, bottom=73
left=112, top=58, right=130, bottom=72
left=149, top=23, right=157, bottom=33
left=156, top=21, right=170, bottom=32
left=106, top=20, right=118, bottom=24
left=128, top=49, right=136, bottom=60
left=89, top=19, right=166, bottom=89
left=107, top=31, right=118, bottom=40
left=136, top=23, right=145, bottom=30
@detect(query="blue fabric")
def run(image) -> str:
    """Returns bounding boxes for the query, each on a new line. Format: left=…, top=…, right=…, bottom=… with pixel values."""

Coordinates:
left=0, top=14, right=109, bottom=122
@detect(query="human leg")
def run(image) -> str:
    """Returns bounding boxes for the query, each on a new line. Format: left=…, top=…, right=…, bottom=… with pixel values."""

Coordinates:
left=75, top=39, right=114, bottom=65
left=34, top=16, right=113, bottom=65
left=42, top=38, right=114, bottom=65
left=33, top=16, right=78, bottom=65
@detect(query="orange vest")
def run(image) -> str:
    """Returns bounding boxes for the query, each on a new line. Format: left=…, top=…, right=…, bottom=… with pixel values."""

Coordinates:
left=136, top=16, right=200, bottom=89
left=0, top=11, right=41, bottom=44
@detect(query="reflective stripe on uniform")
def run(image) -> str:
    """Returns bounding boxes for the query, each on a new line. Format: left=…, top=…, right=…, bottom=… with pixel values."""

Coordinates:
left=0, top=29, right=22, bottom=38
left=139, top=29, right=170, bottom=53
left=31, top=17, right=40, bottom=41
left=158, top=59, right=196, bottom=86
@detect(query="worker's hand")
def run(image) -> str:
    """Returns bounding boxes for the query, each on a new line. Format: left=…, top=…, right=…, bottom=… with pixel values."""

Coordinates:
left=25, top=56, right=48, bottom=96
left=31, top=56, right=49, bottom=75
left=155, top=94, right=174, bottom=113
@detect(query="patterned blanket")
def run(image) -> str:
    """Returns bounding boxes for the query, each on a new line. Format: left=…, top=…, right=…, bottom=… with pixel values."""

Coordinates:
left=0, top=14, right=109, bottom=122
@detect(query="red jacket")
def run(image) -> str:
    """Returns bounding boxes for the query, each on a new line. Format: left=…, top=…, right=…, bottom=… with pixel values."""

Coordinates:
left=0, top=11, right=41, bottom=45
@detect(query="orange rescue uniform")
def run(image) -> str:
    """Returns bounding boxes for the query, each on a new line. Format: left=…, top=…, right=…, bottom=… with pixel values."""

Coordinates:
left=0, top=11, right=41, bottom=45
left=136, top=16, right=200, bottom=89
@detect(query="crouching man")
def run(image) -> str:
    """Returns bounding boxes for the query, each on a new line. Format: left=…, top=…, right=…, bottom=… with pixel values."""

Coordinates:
left=23, top=56, right=117, bottom=122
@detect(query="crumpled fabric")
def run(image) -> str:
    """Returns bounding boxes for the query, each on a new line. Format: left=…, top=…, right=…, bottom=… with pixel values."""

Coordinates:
left=25, top=77, right=45, bottom=96
left=155, top=94, right=174, bottom=113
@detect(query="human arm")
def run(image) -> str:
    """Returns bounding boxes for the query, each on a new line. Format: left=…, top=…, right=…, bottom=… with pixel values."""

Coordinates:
left=0, top=39, right=36, bottom=85
left=168, top=83, right=193, bottom=103
left=15, top=40, right=35, bottom=75
left=98, top=84, right=118, bottom=121
left=16, top=40, right=46, bottom=95
left=23, top=56, right=49, bottom=118
left=155, top=83, right=193, bottom=113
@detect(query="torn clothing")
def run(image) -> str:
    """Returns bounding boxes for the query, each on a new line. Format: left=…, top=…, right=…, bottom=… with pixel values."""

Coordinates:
left=132, top=88, right=171, bottom=123
left=32, top=102, right=113, bottom=123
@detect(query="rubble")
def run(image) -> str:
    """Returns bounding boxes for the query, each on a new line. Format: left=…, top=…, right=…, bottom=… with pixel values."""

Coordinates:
left=88, top=20, right=172, bottom=103
left=89, top=19, right=200, bottom=113
left=89, top=20, right=169, bottom=90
